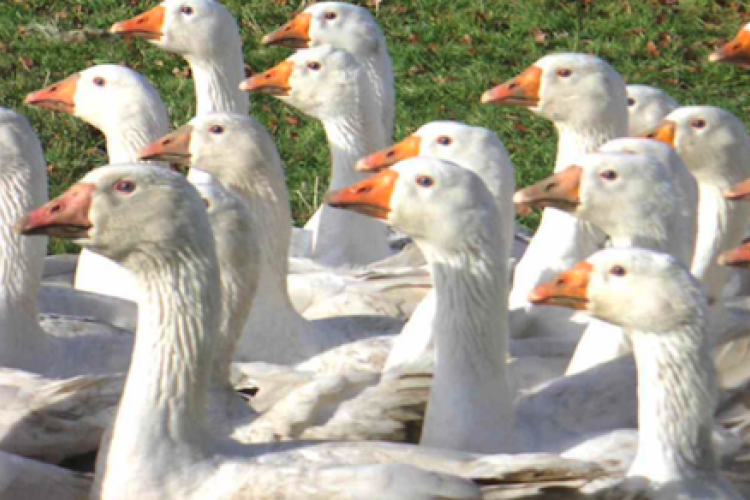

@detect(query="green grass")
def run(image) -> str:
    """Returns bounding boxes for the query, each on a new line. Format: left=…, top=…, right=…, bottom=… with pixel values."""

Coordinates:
left=1, top=0, right=750, bottom=254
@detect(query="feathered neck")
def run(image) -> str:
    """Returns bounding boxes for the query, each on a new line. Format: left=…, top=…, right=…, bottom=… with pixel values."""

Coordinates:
left=186, top=49, right=249, bottom=117
left=555, top=117, right=626, bottom=171
left=627, top=316, right=718, bottom=483
left=102, top=101, right=171, bottom=164
left=0, top=141, right=50, bottom=369
left=418, top=213, right=514, bottom=453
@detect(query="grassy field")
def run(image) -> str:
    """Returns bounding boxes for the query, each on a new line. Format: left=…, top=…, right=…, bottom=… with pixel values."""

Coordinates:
left=1, top=0, right=750, bottom=254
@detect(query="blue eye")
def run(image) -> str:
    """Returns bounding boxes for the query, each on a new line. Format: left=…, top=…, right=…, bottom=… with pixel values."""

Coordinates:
left=209, top=125, right=224, bottom=134
left=307, top=61, right=321, bottom=70
left=115, top=180, right=136, bottom=193
left=415, top=175, right=434, bottom=188
left=436, top=136, right=452, bottom=146
left=600, top=170, right=618, bottom=181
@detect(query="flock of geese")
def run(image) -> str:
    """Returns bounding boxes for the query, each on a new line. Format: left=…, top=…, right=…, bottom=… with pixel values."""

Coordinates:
left=5, top=1, right=750, bottom=498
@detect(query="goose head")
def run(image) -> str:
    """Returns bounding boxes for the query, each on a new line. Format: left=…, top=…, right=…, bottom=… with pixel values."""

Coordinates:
left=18, top=164, right=212, bottom=265
left=530, top=247, right=705, bottom=332
left=24, top=65, right=166, bottom=133
left=710, top=23, right=750, bottom=67
left=262, top=2, right=384, bottom=57
left=111, top=0, right=240, bottom=59
left=241, top=45, right=363, bottom=120
left=481, top=53, right=627, bottom=127
left=325, top=157, right=497, bottom=253
left=139, top=112, right=280, bottom=179
left=642, top=106, right=750, bottom=183
left=514, top=152, right=675, bottom=241
left=625, top=85, right=678, bottom=136
left=355, top=121, right=511, bottom=198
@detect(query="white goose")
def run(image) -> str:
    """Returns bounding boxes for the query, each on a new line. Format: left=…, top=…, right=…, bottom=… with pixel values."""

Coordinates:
left=482, top=53, right=626, bottom=339
left=110, top=0, right=248, bottom=118
left=241, top=45, right=392, bottom=267
left=0, top=107, right=132, bottom=378
left=354, top=121, right=529, bottom=373
left=139, top=113, right=404, bottom=365
left=625, top=84, right=679, bottom=136
left=515, top=143, right=698, bottom=376
left=643, top=108, right=750, bottom=390
left=25, top=64, right=170, bottom=302
left=21, top=164, right=603, bottom=500
left=531, top=248, right=743, bottom=499
left=262, top=2, right=395, bottom=141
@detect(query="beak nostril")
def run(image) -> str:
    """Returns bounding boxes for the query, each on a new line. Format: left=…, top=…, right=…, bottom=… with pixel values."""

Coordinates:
left=508, top=82, right=518, bottom=90
left=544, top=182, right=557, bottom=192
left=555, top=278, right=565, bottom=286
left=163, top=139, right=172, bottom=146
left=386, top=150, right=395, bottom=158
left=354, top=186, right=371, bottom=195
left=137, top=17, right=146, bottom=24
left=50, top=86, right=58, bottom=92
left=50, top=204, right=61, bottom=215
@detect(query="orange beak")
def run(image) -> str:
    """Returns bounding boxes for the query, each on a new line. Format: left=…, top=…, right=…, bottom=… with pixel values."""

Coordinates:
left=324, top=169, right=399, bottom=220
left=710, top=28, right=750, bottom=67
left=261, top=13, right=313, bottom=49
left=719, top=242, right=750, bottom=268
left=355, top=136, right=422, bottom=172
left=110, top=5, right=166, bottom=41
left=24, top=73, right=80, bottom=113
left=15, top=183, right=95, bottom=239
left=513, top=165, right=582, bottom=214
left=139, top=124, right=194, bottom=165
left=724, top=177, right=750, bottom=201
left=239, top=61, right=295, bottom=95
left=639, top=120, right=677, bottom=147
left=528, top=261, right=592, bottom=310
left=481, top=66, right=542, bottom=107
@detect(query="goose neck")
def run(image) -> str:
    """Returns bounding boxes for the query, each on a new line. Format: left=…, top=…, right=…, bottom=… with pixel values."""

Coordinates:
left=361, top=51, right=394, bottom=141
left=186, top=53, right=249, bottom=117
left=112, top=244, right=219, bottom=451
left=0, top=160, right=48, bottom=353
left=628, top=324, right=718, bottom=483
left=419, top=223, right=514, bottom=453
left=555, top=120, right=624, bottom=171
left=102, top=107, right=170, bottom=164
left=323, top=111, right=386, bottom=190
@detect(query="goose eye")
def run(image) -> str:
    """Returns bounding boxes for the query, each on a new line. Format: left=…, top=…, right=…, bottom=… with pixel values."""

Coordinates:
left=436, top=136, right=452, bottom=146
left=114, top=180, right=136, bottom=194
left=690, top=118, right=706, bottom=129
left=415, top=175, right=434, bottom=188
left=325, top=11, right=337, bottom=20
left=627, top=97, right=635, bottom=107
left=93, top=77, right=106, bottom=87
left=209, top=125, right=224, bottom=134
left=600, top=170, right=618, bottom=181
left=556, top=68, right=572, bottom=78
left=610, top=265, right=627, bottom=277
left=180, top=5, right=194, bottom=14
left=307, top=61, right=321, bottom=71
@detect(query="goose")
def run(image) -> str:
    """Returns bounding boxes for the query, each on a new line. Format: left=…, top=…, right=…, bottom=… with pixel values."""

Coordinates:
left=261, top=2, right=395, bottom=141
left=642, top=107, right=750, bottom=310
left=625, top=85, right=678, bottom=136
left=138, top=112, right=404, bottom=365
left=0, top=107, right=132, bottom=377
left=531, top=247, right=744, bottom=499
left=240, top=45, right=393, bottom=267
left=25, top=64, right=170, bottom=303
left=482, top=53, right=626, bottom=339
left=710, top=22, right=750, bottom=67
left=515, top=150, right=697, bottom=376
left=19, top=164, right=603, bottom=500
left=354, top=121, right=556, bottom=374
left=110, top=0, right=248, bottom=118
